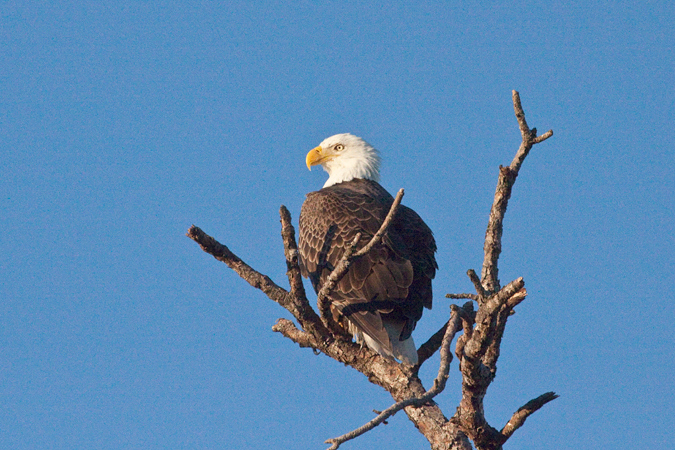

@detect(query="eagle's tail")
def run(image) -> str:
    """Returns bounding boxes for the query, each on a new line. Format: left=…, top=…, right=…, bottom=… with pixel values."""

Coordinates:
left=350, top=318, right=419, bottom=365
left=383, top=321, right=418, bottom=365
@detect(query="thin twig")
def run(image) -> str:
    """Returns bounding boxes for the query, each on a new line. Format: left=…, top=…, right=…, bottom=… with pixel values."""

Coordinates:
left=467, top=269, right=488, bottom=302
left=354, top=188, right=405, bottom=258
left=325, top=306, right=462, bottom=450
left=510, top=91, right=554, bottom=173
left=416, top=323, right=448, bottom=368
left=533, top=130, right=554, bottom=145
left=445, top=293, right=479, bottom=301
left=317, top=233, right=361, bottom=322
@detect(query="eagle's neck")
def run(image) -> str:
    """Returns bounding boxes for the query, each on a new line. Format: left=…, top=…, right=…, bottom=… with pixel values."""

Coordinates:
left=323, top=156, right=380, bottom=188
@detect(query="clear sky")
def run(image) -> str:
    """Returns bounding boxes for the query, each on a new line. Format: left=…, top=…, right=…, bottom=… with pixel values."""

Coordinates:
left=1, top=1, right=673, bottom=449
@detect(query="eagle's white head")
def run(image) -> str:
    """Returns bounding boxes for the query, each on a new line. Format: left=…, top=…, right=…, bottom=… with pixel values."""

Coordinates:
left=305, top=133, right=381, bottom=188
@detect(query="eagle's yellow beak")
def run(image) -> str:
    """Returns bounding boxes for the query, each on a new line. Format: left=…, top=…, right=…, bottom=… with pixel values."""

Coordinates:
left=306, top=145, right=332, bottom=170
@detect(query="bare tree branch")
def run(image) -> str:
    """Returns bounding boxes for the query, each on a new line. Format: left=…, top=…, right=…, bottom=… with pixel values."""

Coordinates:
left=510, top=91, right=554, bottom=173
left=316, top=233, right=361, bottom=330
left=445, top=293, right=479, bottom=301
left=481, top=278, right=524, bottom=316
left=454, top=285, right=522, bottom=449
left=279, top=205, right=337, bottom=339
left=187, top=225, right=290, bottom=305
left=506, top=288, right=527, bottom=308
left=481, top=90, right=553, bottom=294
left=467, top=269, right=488, bottom=303
left=416, top=322, right=449, bottom=368
left=272, top=318, right=318, bottom=349
left=354, top=188, right=405, bottom=258
left=187, top=225, right=331, bottom=339
left=461, top=278, right=524, bottom=385
left=450, top=93, right=557, bottom=450
left=501, top=392, right=559, bottom=439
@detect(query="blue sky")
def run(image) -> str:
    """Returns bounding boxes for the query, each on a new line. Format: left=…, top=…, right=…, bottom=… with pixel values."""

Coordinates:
left=1, top=1, right=673, bottom=449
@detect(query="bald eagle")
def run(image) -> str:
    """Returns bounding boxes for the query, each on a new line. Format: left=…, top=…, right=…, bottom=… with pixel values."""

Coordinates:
left=299, top=133, right=437, bottom=364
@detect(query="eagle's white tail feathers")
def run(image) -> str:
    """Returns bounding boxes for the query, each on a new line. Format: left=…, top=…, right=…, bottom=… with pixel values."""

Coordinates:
left=351, top=321, right=418, bottom=365
left=393, top=336, right=419, bottom=365
left=383, top=321, right=419, bottom=365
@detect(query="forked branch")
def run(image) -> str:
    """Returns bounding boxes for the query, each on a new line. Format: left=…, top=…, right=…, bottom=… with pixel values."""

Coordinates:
left=481, top=91, right=553, bottom=293
left=452, top=91, right=557, bottom=450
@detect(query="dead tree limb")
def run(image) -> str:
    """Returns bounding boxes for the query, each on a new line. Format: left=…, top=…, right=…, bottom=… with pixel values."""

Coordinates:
left=186, top=225, right=290, bottom=308
left=187, top=91, right=556, bottom=450
left=445, top=293, right=479, bottom=301
left=501, top=392, right=559, bottom=439
left=481, top=91, right=553, bottom=294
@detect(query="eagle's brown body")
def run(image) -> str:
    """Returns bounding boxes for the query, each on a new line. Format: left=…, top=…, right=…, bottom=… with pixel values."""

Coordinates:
left=299, top=178, right=437, bottom=362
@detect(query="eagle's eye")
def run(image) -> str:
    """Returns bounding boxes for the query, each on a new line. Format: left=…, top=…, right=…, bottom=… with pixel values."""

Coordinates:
left=334, top=144, right=344, bottom=152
